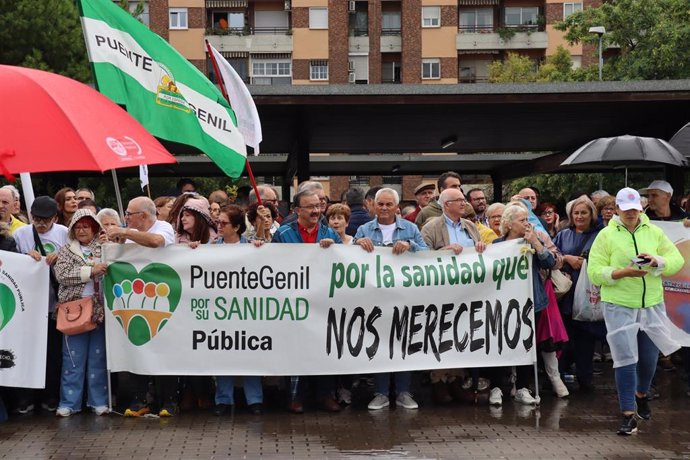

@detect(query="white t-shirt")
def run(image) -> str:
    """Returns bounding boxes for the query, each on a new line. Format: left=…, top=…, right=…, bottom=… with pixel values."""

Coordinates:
left=127, top=220, right=175, bottom=247
left=13, top=223, right=68, bottom=255
left=379, top=223, right=396, bottom=245
left=13, top=223, right=68, bottom=311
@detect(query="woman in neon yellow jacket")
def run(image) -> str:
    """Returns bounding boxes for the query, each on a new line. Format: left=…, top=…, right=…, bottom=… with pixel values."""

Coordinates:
left=588, top=188, right=683, bottom=436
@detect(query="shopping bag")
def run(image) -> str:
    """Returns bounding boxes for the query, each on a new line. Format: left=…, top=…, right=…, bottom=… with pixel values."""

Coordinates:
left=572, top=260, right=604, bottom=322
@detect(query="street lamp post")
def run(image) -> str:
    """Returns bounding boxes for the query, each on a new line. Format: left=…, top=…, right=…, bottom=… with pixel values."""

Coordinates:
left=588, top=26, right=606, bottom=81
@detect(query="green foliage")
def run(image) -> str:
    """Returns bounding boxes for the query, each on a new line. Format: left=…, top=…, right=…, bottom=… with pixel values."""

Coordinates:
left=505, top=171, right=662, bottom=206
left=555, top=0, right=690, bottom=80
left=537, top=46, right=576, bottom=82
left=0, top=0, right=90, bottom=82
left=488, top=52, right=536, bottom=83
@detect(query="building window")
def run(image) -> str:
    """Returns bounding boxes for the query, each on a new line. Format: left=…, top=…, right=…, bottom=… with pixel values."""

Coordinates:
left=459, top=8, right=493, bottom=32
left=421, top=59, right=440, bottom=79
left=310, top=60, right=329, bottom=81
left=563, top=3, right=583, bottom=19
left=421, top=6, right=440, bottom=28
left=504, top=7, right=539, bottom=27
left=309, top=7, right=328, bottom=29
left=382, top=11, right=401, bottom=35
left=228, top=12, right=245, bottom=29
left=169, top=8, right=188, bottom=30
left=252, top=61, right=291, bottom=77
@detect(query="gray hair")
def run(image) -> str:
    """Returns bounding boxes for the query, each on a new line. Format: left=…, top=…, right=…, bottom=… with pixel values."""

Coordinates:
left=249, top=185, right=278, bottom=204
left=297, top=181, right=324, bottom=194
left=96, top=208, right=122, bottom=226
left=374, top=188, right=399, bottom=205
left=130, top=196, right=157, bottom=217
left=500, top=204, right=528, bottom=236
left=590, top=190, right=610, bottom=200
left=486, top=202, right=506, bottom=218
left=0, top=185, right=19, bottom=200
left=76, top=188, right=95, bottom=200
left=438, top=188, right=464, bottom=207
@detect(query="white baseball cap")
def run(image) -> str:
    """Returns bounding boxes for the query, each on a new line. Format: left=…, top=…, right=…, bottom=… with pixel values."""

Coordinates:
left=616, top=187, right=643, bottom=211
left=639, top=180, right=673, bottom=196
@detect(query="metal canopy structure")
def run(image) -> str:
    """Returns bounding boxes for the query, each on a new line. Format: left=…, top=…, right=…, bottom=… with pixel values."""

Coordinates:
left=147, top=80, right=690, bottom=184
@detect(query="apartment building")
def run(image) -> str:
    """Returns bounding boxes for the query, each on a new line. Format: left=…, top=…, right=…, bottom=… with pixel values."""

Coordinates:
left=144, top=1, right=603, bottom=201
left=146, top=0, right=601, bottom=85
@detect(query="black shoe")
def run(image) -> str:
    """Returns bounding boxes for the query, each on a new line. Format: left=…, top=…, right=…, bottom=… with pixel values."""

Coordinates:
left=635, top=395, right=651, bottom=420
left=617, top=414, right=638, bottom=435
left=647, top=386, right=660, bottom=401
left=248, top=403, right=263, bottom=415
left=213, top=403, right=232, bottom=416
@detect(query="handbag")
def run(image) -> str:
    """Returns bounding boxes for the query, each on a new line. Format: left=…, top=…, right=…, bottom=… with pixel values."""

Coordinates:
left=549, top=268, right=572, bottom=299
left=56, top=297, right=97, bottom=336
left=572, top=259, right=604, bottom=322
left=537, top=279, right=569, bottom=352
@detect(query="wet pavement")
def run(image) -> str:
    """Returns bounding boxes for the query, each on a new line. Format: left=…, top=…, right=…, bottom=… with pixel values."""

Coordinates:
left=1, top=367, right=689, bottom=459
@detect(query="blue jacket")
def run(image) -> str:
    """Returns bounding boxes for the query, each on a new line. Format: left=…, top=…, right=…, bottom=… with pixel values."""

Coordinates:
left=272, top=220, right=342, bottom=244
left=494, top=236, right=555, bottom=313
left=354, top=216, right=428, bottom=252
left=553, top=224, right=602, bottom=316
left=346, top=205, right=372, bottom=236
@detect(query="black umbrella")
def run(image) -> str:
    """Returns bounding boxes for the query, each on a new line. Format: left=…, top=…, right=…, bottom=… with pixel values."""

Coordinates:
left=669, top=122, right=690, bottom=157
left=560, top=135, right=687, bottom=185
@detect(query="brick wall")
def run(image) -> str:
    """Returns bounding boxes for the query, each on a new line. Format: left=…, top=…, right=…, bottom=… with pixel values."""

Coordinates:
left=292, top=7, right=309, bottom=28
left=401, top=0, right=421, bottom=83
left=402, top=175, right=423, bottom=201
left=329, top=176, right=349, bottom=202
left=149, top=0, right=169, bottom=40
left=328, top=0, right=348, bottom=83
left=293, top=59, right=310, bottom=80
left=368, top=0, right=382, bottom=84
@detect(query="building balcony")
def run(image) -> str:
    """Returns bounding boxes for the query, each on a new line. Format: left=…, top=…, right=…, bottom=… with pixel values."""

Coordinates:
left=349, top=36, right=369, bottom=53
left=381, top=35, right=401, bottom=53
left=456, top=26, right=547, bottom=51
left=205, top=28, right=292, bottom=54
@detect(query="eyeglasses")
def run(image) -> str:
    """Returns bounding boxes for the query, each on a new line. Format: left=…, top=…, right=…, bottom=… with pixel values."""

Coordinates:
left=124, top=211, right=144, bottom=218
left=542, top=210, right=555, bottom=216
left=217, top=220, right=231, bottom=227
left=489, top=215, right=502, bottom=220
left=446, top=199, right=467, bottom=205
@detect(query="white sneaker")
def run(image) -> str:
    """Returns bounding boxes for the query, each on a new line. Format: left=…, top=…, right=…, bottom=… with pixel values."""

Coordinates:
left=56, top=407, right=74, bottom=417
left=489, top=387, right=503, bottom=406
left=514, top=388, right=537, bottom=405
left=93, top=406, right=109, bottom=416
left=368, top=393, right=390, bottom=410
left=396, top=392, right=418, bottom=409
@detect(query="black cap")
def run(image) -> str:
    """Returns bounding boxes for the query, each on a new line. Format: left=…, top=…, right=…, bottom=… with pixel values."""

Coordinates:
left=31, top=196, right=58, bottom=219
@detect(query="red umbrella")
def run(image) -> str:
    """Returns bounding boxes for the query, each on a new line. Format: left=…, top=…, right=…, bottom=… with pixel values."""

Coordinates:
left=0, top=65, right=176, bottom=181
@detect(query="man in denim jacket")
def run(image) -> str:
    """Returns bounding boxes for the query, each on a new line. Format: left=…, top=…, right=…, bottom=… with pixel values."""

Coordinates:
left=354, top=188, right=428, bottom=410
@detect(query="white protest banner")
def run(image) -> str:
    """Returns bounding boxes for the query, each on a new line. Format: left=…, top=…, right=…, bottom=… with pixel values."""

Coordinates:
left=0, top=251, right=49, bottom=388
left=652, top=221, right=690, bottom=346
left=103, top=240, right=536, bottom=375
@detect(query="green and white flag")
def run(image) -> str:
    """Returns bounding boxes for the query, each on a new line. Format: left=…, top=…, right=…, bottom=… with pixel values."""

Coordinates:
left=78, top=0, right=247, bottom=177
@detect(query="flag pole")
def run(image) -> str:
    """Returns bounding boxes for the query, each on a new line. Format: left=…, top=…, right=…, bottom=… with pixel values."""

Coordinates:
left=205, top=39, right=262, bottom=206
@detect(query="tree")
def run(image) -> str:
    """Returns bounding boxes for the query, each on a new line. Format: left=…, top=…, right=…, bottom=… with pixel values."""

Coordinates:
left=537, top=46, right=578, bottom=82
left=0, top=0, right=90, bottom=82
left=555, top=0, right=690, bottom=80
left=117, top=0, right=145, bottom=22
left=488, top=52, right=536, bottom=83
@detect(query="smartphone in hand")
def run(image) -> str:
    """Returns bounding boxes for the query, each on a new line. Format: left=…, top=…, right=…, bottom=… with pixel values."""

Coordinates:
left=631, top=256, right=652, bottom=266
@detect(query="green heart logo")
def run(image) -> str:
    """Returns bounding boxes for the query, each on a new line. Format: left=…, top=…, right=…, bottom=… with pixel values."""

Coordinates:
left=0, top=283, right=17, bottom=332
left=104, top=262, right=182, bottom=346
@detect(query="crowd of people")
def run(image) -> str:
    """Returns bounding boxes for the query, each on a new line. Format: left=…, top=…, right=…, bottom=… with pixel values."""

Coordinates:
left=0, top=174, right=689, bottom=435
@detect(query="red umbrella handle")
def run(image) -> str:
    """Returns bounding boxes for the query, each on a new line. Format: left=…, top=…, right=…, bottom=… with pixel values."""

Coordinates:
left=0, top=149, right=16, bottom=182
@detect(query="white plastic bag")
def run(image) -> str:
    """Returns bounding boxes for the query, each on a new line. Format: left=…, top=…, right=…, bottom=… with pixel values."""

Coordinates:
left=572, top=260, right=604, bottom=322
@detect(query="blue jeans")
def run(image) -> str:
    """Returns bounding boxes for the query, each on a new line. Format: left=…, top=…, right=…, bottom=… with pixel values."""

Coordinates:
left=59, top=325, right=108, bottom=411
left=614, top=330, right=658, bottom=413
left=215, top=376, right=263, bottom=405
left=375, top=372, right=411, bottom=395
